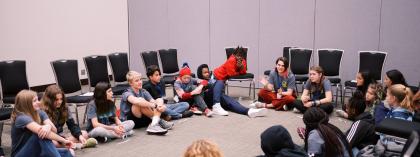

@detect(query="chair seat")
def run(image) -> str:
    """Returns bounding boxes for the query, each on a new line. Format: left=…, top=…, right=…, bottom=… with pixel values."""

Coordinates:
left=67, top=95, right=93, bottom=104
left=328, top=78, right=341, bottom=84
left=2, top=95, right=15, bottom=104
left=295, top=76, right=308, bottom=82
left=112, top=84, right=130, bottom=95
left=264, top=70, right=270, bottom=76
left=376, top=118, right=420, bottom=139
left=0, top=107, right=13, bottom=120
left=344, top=80, right=357, bottom=87
left=229, top=73, right=254, bottom=80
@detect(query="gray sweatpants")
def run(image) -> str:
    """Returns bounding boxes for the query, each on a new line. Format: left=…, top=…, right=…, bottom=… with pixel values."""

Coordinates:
left=88, top=120, right=135, bottom=139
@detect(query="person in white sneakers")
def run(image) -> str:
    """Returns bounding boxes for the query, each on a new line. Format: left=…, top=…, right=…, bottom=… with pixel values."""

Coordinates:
left=197, top=64, right=267, bottom=118
left=120, top=71, right=172, bottom=135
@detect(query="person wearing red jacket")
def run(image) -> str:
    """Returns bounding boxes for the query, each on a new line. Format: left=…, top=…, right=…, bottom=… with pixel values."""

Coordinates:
left=212, top=46, right=247, bottom=116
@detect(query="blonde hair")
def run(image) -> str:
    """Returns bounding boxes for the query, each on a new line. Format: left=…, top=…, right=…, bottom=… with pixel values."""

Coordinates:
left=184, top=139, right=223, bottom=157
left=126, top=71, right=141, bottom=83
left=12, top=90, right=42, bottom=124
left=367, top=83, right=384, bottom=103
left=389, top=84, right=414, bottom=112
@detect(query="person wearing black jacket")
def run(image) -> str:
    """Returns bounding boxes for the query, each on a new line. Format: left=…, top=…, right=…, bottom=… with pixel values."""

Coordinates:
left=41, top=85, right=96, bottom=148
left=345, top=91, right=379, bottom=156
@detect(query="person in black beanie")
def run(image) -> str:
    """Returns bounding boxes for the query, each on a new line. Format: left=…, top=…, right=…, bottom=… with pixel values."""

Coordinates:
left=259, top=125, right=307, bottom=157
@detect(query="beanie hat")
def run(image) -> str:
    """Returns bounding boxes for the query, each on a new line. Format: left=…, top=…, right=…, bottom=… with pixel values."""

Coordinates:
left=179, top=62, right=191, bottom=77
left=260, top=125, right=295, bottom=157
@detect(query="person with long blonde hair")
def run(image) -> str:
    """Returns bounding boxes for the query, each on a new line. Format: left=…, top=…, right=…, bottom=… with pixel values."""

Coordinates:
left=184, top=139, right=223, bottom=157
left=11, top=90, right=73, bottom=157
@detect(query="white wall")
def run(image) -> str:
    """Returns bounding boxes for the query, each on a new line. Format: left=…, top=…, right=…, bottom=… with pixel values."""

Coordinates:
left=128, top=0, right=420, bottom=86
left=0, top=0, right=129, bottom=86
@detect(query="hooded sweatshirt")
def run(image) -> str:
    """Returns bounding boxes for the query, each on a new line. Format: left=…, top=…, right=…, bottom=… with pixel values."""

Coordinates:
left=346, top=112, right=379, bottom=149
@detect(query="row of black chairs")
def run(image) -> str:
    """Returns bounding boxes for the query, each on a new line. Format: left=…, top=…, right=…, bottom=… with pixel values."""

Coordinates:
left=262, top=47, right=389, bottom=105
left=0, top=52, right=130, bottom=126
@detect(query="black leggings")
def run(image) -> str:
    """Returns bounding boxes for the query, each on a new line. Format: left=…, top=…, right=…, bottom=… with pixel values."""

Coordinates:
left=291, top=100, right=334, bottom=114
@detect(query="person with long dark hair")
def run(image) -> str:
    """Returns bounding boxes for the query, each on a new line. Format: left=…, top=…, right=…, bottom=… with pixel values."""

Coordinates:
left=303, top=107, right=352, bottom=157
left=87, top=82, right=135, bottom=141
left=356, top=71, right=375, bottom=95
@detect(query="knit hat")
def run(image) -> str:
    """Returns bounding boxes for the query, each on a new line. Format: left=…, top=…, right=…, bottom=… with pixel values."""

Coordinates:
left=179, top=62, right=191, bottom=77
left=260, top=125, right=295, bottom=157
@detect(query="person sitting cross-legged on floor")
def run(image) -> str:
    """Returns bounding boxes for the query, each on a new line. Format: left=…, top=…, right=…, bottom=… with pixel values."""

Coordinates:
left=86, top=82, right=135, bottom=142
left=254, top=57, right=296, bottom=110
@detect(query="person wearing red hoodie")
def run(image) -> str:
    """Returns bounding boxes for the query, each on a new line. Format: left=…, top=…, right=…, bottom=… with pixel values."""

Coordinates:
left=211, top=46, right=247, bottom=116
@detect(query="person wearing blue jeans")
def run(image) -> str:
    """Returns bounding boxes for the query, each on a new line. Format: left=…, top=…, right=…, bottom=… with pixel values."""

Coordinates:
left=11, top=90, right=73, bottom=157
left=197, top=64, right=267, bottom=118
left=143, top=65, right=193, bottom=120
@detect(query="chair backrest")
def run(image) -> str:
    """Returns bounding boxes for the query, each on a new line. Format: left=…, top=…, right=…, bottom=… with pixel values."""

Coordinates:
left=283, top=46, right=295, bottom=62
left=318, top=49, right=343, bottom=77
left=50, top=59, right=82, bottom=95
left=225, top=47, right=248, bottom=61
left=402, top=131, right=420, bottom=157
left=289, top=48, right=313, bottom=75
left=83, top=55, right=110, bottom=90
left=0, top=60, right=29, bottom=103
left=108, top=52, right=129, bottom=84
left=358, top=51, right=387, bottom=82
left=141, top=51, right=160, bottom=72
left=158, top=49, right=179, bottom=74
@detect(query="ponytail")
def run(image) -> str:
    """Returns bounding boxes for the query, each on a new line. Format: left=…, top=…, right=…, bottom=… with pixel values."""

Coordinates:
left=389, top=84, right=414, bottom=112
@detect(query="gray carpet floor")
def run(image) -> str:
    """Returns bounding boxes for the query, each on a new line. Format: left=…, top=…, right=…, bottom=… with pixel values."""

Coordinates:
left=1, top=87, right=352, bottom=157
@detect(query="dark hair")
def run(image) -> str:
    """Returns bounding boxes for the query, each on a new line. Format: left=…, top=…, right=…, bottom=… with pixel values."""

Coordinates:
left=347, top=90, right=366, bottom=119
left=275, top=57, right=289, bottom=71
left=358, top=71, right=375, bottom=94
left=386, top=69, right=408, bottom=86
left=93, top=82, right=115, bottom=115
left=303, top=108, right=353, bottom=157
left=41, top=85, right=68, bottom=125
left=197, top=64, right=209, bottom=80
left=233, top=46, right=245, bottom=58
left=146, top=65, right=161, bottom=78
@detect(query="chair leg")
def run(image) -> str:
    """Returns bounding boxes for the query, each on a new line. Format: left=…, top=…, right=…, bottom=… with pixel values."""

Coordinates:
left=83, top=103, right=88, bottom=124
left=74, top=104, right=80, bottom=127
left=248, top=81, right=252, bottom=98
left=252, top=80, right=256, bottom=100
left=339, top=83, right=343, bottom=105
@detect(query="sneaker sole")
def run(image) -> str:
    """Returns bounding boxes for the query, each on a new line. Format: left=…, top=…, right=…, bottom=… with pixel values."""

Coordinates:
left=147, top=130, right=168, bottom=135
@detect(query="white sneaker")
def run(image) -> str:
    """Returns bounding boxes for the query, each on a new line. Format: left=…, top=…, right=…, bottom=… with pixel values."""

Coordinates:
left=335, top=109, right=348, bottom=118
left=283, top=105, right=289, bottom=111
left=293, top=108, right=300, bottom=113
left=249, top=101, right=264, bottom=108
left=248, top=108, right=268, bottom=118
left=212, top=103, right=229, bottom=116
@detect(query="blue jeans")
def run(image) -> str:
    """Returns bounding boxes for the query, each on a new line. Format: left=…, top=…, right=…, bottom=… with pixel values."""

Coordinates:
left=213, top=80, right=225, bottom=104
left=164, top=102, right=189, bottom=119
left=220, top=95, right=249, bottom=115
left=14, top=134, right=72, bottom=157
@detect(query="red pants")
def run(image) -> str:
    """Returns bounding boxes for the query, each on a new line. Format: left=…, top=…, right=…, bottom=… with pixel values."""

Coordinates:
left=258, top=89, right=296, bottom=110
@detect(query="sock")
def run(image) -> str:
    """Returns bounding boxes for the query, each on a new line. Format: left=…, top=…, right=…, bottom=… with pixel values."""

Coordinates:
left=150, top=116, right=160, bottom=126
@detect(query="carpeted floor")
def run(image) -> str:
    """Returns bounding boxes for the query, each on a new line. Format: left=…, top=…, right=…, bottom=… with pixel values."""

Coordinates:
left=0, top=86, right=352, bottom=157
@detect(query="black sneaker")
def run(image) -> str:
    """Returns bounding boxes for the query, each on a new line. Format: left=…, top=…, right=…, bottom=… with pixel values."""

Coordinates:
left=181, top=110, right=194, bottom=118
left=95, top=137, right=108, bottom=143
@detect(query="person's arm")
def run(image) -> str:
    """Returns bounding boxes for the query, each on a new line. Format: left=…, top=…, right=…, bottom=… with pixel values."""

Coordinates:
left=65, top=118, right=82, bottom=140
left=239, top=59, right=247, bottom=75
left=26, top=122, right=71, bottom=144
left=224, top=56, right=240, bottom=77
left=301, top=89, right=310, bottom=103
left=261, top=76, right=274, bottom=91
left=127, top=95, right=155, bottom=108
left=43, top=119, right=57, bottom=133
